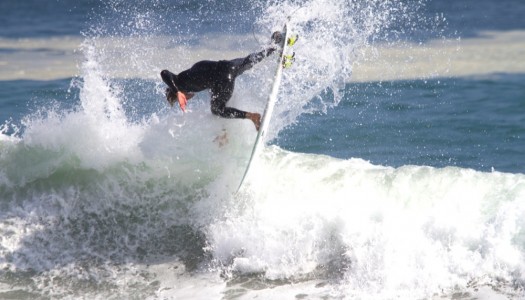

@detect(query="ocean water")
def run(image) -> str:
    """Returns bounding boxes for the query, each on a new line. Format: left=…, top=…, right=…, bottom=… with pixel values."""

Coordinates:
left=1, top=0, right=525, bottom=299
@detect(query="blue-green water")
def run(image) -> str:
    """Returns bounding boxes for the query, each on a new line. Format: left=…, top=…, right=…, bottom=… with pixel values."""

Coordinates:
left=279, top=75, right=525, bottom=173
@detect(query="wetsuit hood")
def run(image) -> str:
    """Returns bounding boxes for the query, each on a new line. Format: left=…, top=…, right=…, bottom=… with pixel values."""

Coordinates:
left=160, top=69, right=179, bottom=93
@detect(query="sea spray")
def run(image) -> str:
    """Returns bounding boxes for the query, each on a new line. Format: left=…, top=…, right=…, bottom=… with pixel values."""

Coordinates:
left=249, top=0, right=444, bottom=143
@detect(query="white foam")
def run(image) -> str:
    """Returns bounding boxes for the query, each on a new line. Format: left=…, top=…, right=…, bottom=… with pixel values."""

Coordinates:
left=203, top=146, right=525, bottom=299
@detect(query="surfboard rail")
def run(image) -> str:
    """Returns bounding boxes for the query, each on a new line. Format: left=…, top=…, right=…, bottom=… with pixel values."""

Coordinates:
left=236, top=23, right=291, bottom=192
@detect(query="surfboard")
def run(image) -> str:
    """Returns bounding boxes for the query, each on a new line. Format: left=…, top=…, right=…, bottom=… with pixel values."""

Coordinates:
left=237, top=23, right=292, bottom=192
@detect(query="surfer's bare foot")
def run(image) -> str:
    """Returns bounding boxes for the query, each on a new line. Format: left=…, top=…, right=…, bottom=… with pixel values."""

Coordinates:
left=246, top=112, right=261, bottom=131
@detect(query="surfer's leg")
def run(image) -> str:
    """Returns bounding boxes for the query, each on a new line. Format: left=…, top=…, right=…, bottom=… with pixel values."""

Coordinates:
left=229, top=48, right=275, bottom=77
left=210, top=85, right=261, bottom=131
left=210, top=84, right=246, bottom=119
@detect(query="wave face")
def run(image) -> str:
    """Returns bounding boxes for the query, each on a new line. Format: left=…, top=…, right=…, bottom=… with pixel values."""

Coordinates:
left=1, top=0, right=524, bottom=299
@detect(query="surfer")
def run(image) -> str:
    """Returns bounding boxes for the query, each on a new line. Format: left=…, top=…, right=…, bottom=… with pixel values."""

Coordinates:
left=160, top=32, right=284, bottom=131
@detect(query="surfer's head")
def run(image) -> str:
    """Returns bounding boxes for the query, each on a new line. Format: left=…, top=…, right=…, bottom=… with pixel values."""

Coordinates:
left=160, top=69, right=179, bottom=91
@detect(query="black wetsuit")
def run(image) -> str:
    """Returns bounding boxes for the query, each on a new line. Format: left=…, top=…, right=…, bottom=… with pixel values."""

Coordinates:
left=160, top=48, right=274, bottom=119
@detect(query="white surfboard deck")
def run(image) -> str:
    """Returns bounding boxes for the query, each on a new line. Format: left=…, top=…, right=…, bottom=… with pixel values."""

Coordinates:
left=237, top=23, right=291, bottom=192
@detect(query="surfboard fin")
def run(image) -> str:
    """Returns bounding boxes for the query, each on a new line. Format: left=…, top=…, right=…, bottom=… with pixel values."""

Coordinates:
left=283, top=52, right=295, bottom=68
left=283, top=34, right=298, bottom=68
left=287, top=34, right=298, bottom=47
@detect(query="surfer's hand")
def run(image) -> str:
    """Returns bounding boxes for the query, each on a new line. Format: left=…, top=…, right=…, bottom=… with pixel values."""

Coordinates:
left=177, top=91, right=188, bottom=112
